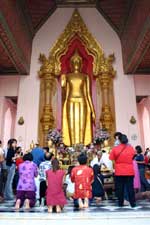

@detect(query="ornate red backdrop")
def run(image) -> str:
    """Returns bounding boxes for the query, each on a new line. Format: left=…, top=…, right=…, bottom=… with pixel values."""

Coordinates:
left=60, top=36, right=94, bottom=79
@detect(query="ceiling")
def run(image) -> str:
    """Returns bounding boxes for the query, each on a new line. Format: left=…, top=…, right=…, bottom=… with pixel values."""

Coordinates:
left=0, top=0, right=150, bottom=75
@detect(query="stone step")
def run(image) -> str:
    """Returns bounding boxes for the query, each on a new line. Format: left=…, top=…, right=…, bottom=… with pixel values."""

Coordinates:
left=0, top=210, right=150, bottom=225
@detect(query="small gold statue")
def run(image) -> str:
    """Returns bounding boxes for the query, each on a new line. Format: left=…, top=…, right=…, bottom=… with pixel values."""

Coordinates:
left=102, top=139, right=111, bottom=153
left=30, top=140, right=35, bottom=149
left=48, top=140, right=57, bottom=157
left=48, top=139, right=53, bottom=148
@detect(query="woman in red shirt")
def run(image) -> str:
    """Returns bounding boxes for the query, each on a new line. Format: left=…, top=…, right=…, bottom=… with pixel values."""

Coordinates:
left=109, top=134, right=136, bottom=208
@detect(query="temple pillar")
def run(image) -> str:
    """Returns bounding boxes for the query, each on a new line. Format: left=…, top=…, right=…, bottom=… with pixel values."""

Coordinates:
left=99, top=72, right=113, bottom=132
left=39, top=55, right=56, bottom=146
left=96, top=54, right=116, bottom=141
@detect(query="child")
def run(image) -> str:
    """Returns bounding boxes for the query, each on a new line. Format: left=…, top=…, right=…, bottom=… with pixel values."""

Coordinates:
left=39, top=153, right=53, bottom=205
left=65, top=166, right=75, bottom=199
left=13, top=147, right=23, bottom=191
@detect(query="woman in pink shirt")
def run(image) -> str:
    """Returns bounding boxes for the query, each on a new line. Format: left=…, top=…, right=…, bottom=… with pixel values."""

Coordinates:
left=15, top=153, right=38, bottom=209
left=109, top=134, right=136, bottom=208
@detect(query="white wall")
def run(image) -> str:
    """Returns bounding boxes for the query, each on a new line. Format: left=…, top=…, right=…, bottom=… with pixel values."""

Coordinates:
left=134, top=75, right=150, bottom=96
left=15, top=8, right=140, bottom=149
left=0, top=76, right=20, bottom=97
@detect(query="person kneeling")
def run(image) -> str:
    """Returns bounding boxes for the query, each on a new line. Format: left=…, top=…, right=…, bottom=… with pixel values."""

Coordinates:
left=92, top=164, right=105, bottom=204
left=15, top=153, right=38, bottom=209
left=71, top=153, right=94, bottom=209
left=46, top=158, right=67, bottom=213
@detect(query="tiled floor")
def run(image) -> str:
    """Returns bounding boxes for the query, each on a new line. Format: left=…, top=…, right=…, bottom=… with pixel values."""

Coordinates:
left=0, top=199, right=150, bottom=213
left=0, top=200, right=150, bottom=225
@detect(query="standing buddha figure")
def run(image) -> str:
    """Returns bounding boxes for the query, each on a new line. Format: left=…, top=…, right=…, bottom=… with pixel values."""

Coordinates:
left=61, top=50, right=95, bottom=146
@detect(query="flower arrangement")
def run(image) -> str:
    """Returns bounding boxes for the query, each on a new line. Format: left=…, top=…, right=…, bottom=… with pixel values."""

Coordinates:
left=93, top=128, right=110, bottom=145
left=47, top=128, right=62, bottom=145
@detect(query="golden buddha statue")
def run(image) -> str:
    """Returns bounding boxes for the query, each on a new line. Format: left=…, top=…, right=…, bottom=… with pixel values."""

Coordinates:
left=61, top=50, right=96, bottom=146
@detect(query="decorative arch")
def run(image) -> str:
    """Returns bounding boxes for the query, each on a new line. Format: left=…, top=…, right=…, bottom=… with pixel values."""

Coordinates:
left=60, top=36, right=93, bottom=78
left=45, top=9, right=104, bottom=77
left=38, top=9, right=116, bottom=146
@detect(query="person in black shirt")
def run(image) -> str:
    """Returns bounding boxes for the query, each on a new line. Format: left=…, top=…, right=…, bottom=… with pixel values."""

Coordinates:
left=92, top=164, right=105, bottom=204
left=4, top=139, right=17, bottom=200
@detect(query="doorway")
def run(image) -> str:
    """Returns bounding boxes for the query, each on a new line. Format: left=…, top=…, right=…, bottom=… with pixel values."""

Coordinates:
left=136, top=96, right=150, bottom=149
left=2, top=97, right=17, bottom=147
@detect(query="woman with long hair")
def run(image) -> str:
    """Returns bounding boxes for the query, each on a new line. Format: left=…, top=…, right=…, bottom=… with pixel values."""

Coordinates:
left=46, top=158, right=67, bottom=213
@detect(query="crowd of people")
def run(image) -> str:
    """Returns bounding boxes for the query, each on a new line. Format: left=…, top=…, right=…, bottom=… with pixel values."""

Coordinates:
left=0, top=133, right=150, bottom=212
